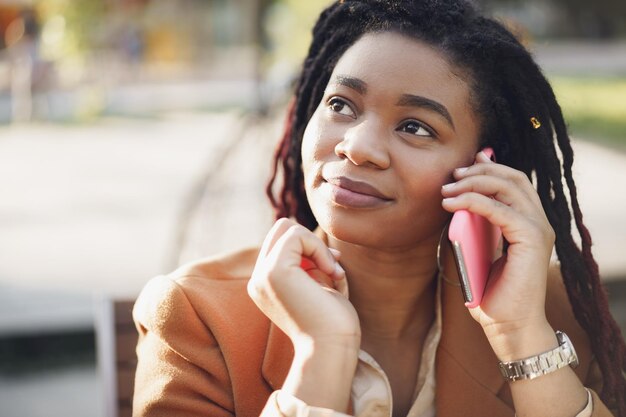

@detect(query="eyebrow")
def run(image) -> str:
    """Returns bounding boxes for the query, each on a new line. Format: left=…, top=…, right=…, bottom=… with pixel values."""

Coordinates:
left=331, top=75, right=368, bottom=95
left=397, top=94, right=455, bottom=131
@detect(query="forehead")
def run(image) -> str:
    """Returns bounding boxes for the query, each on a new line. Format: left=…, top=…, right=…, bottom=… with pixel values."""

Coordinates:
left=330, top=31, right=473, bottom=108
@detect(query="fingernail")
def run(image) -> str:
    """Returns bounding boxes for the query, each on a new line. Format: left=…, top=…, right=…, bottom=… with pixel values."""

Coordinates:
left=442, top=197, right=456, bottom=205
left=455, top=167, right=468, bottom=174
left=334, top=262, right=345, bottom=277
left=442, top=182, right=456, bottom=190
left=479, top=151, right=492, bottom=161
left=329, top=248, right=341, bottom=258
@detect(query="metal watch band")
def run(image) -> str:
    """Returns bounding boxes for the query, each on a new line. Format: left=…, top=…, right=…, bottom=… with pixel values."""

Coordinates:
left=498, top=331, right=579, bottom=382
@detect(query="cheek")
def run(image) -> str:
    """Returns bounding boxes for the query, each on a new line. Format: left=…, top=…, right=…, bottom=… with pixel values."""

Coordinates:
left=301, top=111, right=339, bottom=174
left=301, top=120, right=318, bottom=169
left=300, top=122, right=318, bottom=189
left=405, top=173, right=447, bottom=209
left=396, top=154, right=459, bottom=209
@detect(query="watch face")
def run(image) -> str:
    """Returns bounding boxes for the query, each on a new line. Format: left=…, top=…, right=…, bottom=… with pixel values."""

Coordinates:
left=558, top=331, right=579, bottom=367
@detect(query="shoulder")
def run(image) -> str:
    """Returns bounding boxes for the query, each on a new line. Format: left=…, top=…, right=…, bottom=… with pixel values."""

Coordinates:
left=132, top=246, right=281, bottom=416
left=133, top=246, right=267, bottom=348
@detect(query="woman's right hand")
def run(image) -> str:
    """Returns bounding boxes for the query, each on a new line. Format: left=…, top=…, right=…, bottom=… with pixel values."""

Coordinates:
left=249, top=219, right=360, bottom=412
left=248, top=218, right=361, bottom=350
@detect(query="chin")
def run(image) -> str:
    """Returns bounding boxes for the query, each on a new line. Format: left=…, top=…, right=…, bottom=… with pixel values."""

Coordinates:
left=312, top=203, right=450, bottom=251
left=313, top=206, right=405, bottom=248
left=312, top=204, right=370, bottom=242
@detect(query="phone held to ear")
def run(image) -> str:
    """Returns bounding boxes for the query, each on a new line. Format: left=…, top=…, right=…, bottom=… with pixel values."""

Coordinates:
left=448, top=148, right=502, bottom=308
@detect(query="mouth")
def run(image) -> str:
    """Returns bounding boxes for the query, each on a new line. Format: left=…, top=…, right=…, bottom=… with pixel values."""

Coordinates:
left=325, top=176, right=391, bottom=200
left=323, top=176, right=393, bottom=208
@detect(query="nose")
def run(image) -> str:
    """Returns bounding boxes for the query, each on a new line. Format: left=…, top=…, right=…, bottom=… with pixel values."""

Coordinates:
left=334, top=119, right=390, bottom=169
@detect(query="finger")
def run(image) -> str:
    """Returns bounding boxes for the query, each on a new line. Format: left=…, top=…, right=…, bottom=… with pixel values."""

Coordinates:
left=453, top=160, right=542, bottom=209
left=454, top=153, right=530, bottom=190
left=300, top=256, right=317, bottom=271
left=306, top=268, right=336, bottom=289
left=271, top=224, right=343, bottom=280
left=302, top=257, right=346, bottom=281
left=259, top=218, right=297, bottom=259
left=443, top=192, right=554, bottom=248
left=442, top=192, right=530, bottom=239
left=442, top=175, right=538, bottom=214
left=301, top=248, right=341, bottom=271
left=329, top=247, right=342, bottom=260
left=333, top=273, right=349, bottom=298
left=476, top=149, right=495, bottom=164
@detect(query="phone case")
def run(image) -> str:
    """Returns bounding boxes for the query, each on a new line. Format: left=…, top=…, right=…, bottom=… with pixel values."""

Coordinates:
left=448, top=148, right=502, bottom=308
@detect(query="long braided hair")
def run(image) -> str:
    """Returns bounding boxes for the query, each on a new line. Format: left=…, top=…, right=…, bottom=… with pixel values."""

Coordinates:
left=266, top=0, right=626, bottom=412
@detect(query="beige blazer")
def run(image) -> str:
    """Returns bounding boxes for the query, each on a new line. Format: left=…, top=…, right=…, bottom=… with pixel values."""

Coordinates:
left=132, top=246, right=616, bottom=417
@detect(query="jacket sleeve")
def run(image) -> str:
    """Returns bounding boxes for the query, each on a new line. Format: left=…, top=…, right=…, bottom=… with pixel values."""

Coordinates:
left=132, top=275, right=235, bottom=417
left=260, top=391, right=353, bottom=417
left=586, top=356, right=618, bottom=416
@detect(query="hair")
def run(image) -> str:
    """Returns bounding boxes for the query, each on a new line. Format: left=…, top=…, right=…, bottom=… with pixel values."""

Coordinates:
left=266, top=0, right=626, bottom=412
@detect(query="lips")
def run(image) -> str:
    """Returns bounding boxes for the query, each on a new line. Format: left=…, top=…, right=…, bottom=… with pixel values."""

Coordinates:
left=325, top=176, right=391, bottom=200
left=323, top=177, right=392, bottom=209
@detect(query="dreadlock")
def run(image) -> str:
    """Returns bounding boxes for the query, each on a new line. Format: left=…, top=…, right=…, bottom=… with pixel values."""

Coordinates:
left=265, top=0, right=626, bottom=413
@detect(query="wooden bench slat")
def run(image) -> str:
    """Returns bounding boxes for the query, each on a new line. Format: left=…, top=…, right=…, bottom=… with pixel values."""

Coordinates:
left=116, top=367, right=136, bottom=401
left=116, top=331, right=139, bottom=362
left=97, top=297, right=139, bottom=417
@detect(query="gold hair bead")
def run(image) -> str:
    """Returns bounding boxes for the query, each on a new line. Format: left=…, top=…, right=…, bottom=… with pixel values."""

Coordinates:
left=530, top=117, right=541, bottom=129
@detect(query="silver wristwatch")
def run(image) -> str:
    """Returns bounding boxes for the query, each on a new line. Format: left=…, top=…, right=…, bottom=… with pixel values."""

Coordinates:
left=498, top=331, right=579, bottom=382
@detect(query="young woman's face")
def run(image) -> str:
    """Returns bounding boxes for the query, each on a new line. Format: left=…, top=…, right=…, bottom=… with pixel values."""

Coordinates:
left=301, top=31, right=481, bottom=248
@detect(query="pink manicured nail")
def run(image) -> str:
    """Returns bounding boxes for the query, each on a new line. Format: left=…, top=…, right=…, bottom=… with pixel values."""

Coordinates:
left=334, top=262, right=345, bottom=278
left=329, top=248, right=341, bottom=258
left=479, top=151, right=493, bottom=161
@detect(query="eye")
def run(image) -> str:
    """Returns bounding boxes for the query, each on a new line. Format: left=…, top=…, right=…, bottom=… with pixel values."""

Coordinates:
left=327, top=97, right=356, bottom=118
left=398, top=120, right=434, bottom=138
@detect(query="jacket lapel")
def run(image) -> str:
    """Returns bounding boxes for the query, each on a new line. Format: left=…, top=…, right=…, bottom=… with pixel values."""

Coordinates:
left=261, top=322, right=293, bottom=390
left=436, top=280, right=513, bottom=417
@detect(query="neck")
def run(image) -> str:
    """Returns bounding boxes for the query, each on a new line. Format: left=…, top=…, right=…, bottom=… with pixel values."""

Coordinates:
left=328, top=235, right=439, bottom=343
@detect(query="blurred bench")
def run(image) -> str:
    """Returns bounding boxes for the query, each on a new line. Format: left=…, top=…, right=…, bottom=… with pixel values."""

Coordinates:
left=96, top=298, right=138, bottom=417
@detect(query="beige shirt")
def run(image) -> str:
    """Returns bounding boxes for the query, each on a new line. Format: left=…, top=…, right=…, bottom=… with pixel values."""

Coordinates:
left=265, top=278, right=593, bottom=417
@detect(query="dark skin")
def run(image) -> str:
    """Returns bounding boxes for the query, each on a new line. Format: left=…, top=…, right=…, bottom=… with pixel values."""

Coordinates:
left=249, top=32, right=588, bottom=417
left=301, top=31, right=479, bottom=416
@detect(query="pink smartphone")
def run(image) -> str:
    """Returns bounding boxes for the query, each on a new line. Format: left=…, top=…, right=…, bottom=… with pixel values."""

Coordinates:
left=448, top=148, right=502, bottom=308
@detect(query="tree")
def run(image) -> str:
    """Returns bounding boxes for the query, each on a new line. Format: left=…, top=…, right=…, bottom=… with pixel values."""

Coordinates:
left=479, top=0, right=626, bottom=38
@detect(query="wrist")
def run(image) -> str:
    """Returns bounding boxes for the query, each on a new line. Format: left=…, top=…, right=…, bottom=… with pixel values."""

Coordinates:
left=284, top=339, right=359, bottom=411
left=293, top=332, right=361, bottom=355
left=485, top=319, right=557, bottom=362
left=293, top=336, right=361, bottom=364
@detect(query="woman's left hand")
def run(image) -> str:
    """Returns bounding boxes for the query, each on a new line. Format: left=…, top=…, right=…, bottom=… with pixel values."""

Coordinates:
left=441, top=150, right=557, bottom=361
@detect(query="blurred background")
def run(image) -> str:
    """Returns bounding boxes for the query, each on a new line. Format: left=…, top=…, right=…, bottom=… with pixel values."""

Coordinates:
left=0, top=1, right=624, bottom=416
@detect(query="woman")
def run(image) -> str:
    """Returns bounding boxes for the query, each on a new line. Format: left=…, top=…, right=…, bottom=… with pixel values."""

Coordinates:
left=132, top=1, right=626, bottom=416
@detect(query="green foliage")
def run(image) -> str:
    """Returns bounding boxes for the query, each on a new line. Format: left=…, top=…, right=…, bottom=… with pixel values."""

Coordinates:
left=37, top=0, right=106, bottom=55
left=265, top=0, right=331, bottom=63
left=550, top=75, right=626, bottom=150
